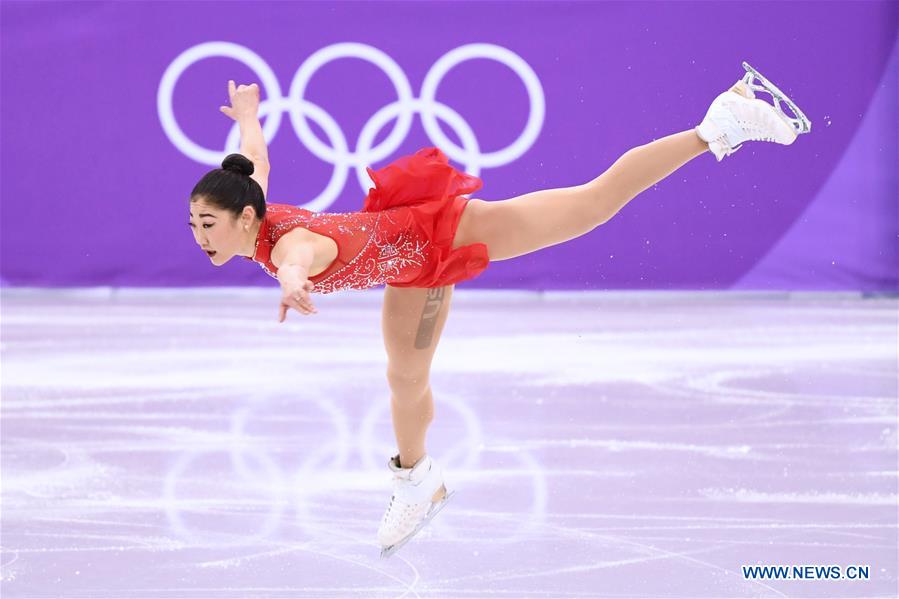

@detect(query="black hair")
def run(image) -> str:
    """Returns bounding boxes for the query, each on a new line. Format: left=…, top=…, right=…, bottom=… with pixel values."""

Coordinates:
left=190, top=153, right=266, bottom=219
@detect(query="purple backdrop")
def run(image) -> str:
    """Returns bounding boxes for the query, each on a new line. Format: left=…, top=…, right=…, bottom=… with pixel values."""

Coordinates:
left=1, top=1, right=896, bottom=291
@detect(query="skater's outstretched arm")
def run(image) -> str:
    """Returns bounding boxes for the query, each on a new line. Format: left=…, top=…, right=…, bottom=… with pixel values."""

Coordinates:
left=220, top=80, right=270, bottom=197
left=272, top=230, right=319, bottom=320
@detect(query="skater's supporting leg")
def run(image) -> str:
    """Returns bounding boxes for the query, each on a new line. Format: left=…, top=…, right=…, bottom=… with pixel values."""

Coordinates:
left=389, top=386, right=434, bottom=468
left=382, top=285, right=454, bottom=468
left=453, top=129, right=709, bottom=261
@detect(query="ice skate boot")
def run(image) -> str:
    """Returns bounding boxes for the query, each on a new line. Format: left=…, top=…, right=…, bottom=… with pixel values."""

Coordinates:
left=378, top=453, right=455, bottom=558
left=695, top=61, right=811, bottom=162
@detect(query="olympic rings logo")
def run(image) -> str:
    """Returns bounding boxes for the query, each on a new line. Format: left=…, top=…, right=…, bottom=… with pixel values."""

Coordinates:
left=158, top=41, right=545, bottom=211
left=162, top=389, right=548, bottom=547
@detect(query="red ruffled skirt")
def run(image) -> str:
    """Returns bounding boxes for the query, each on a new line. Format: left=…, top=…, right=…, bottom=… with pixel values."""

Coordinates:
left=362, top=146, right=490, bottom=288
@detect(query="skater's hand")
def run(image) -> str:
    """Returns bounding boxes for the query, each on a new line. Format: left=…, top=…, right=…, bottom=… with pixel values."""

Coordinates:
left=278, top=279, right=317, bottom=321
left=219, top=80, right=260, bottom=122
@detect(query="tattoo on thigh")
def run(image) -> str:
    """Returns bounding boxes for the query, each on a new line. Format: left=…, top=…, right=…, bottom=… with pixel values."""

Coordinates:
left=414, top=287, right=445, bottom=349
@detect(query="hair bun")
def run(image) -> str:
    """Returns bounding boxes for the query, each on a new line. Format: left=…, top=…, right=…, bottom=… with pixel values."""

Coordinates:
left=221, top=153, right=255, bottom=177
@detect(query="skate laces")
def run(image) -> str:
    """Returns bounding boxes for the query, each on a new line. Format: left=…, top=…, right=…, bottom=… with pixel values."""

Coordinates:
left=740, top=94, right=791, bottom=137
left=381, top=493, right=426, bottom=529
left=382, top=469, right=428, bottom=523
left=718, top=97, right=781, bottom=153
left=734, top=108, right=778, bottom=143
left=381, top=454, right=442, bottom=527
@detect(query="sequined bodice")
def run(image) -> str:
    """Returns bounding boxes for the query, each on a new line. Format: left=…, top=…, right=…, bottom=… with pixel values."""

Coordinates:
left=248, top=203, right=431, bottom=294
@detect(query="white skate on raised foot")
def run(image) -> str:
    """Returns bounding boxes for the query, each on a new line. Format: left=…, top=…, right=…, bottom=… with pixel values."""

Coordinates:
left=378, top=453, right=455, bottom=559
left=696, top=61, right=812, bottom=162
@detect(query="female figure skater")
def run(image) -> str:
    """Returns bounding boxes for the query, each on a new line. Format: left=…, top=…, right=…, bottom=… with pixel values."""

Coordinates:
left=189, top=67, right=809, bottom=558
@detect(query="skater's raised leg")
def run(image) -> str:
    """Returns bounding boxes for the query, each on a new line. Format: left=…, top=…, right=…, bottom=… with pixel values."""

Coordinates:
left=453, top=128, right=709, bottom=261
left=454, top=78, right=807, bottom=261
left=583, top=129, right=711, bottom=224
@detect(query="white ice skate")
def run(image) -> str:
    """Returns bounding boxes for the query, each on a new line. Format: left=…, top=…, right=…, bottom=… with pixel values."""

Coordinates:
left=378, top=453, right=455, bottom=558
left=696, top=61, right=812, bottom=162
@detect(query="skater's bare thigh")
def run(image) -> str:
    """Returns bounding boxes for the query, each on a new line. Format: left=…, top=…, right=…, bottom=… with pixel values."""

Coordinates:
left=382, top=284, right=454, bottom=395
left=452, top=187, right=605, bottom=261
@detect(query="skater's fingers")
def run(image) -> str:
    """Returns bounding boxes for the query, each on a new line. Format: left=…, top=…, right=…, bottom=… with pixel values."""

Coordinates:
left=228, top=79, right=235, bottom=96
left=278, top=302, right=288, bottom=323
left=287, top=296, right=311, bottom=316
left=291, top=292, right=317, bottom=315
left=299, top=301, right=315, bottom=315
left=293, top=293, right=315, bottom=312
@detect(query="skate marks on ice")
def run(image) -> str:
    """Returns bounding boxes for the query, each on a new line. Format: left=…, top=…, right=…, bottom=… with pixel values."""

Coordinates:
left=0, top=291, right=548, bottom=597
left=1, top=290, right=896, bottom=597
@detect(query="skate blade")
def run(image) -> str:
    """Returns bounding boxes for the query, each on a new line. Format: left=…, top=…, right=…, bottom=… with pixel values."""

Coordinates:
left=741, top=61, right=812, bottom=135
left=379, top=490, right=456, bottom=559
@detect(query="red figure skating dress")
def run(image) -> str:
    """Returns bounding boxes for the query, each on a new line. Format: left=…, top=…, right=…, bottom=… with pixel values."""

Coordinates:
left=248, top=147, right=490, bottom=294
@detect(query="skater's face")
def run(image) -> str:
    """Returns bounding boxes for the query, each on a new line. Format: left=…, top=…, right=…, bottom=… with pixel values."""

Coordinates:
left=188, top=197, right=252, bottom=266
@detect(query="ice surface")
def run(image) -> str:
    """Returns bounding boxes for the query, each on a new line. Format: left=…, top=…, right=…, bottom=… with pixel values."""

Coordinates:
left=1, top=289, right=896, bottom=598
